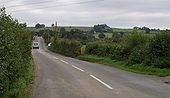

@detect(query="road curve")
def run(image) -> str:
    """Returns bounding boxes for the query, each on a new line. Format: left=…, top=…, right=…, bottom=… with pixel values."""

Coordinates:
left=32, top=37, right=170, bottom=98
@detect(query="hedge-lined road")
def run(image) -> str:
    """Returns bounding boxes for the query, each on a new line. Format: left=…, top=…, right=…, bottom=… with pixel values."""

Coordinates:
left=32, top=37, right=170, bottom=98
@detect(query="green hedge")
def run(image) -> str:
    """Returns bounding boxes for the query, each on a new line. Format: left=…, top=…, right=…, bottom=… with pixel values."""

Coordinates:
left=0, top=8, right=32, bottom=98
left=144, top=32, right=170, bottom=68
left=85, top=32, right=170, bottom=68
left=85, top=41, right=124, bottom=60
left=49, top=38, right=82, bottom=57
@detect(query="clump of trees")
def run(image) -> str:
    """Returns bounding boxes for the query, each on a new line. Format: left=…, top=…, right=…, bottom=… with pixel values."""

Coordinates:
left=0, top=8, right=32, bottom=98
left=133, top=26, right=151, bottom=33
left=59, top=28, right=95, bottom=44
left=93, top=24, right=112, bottom=33
left=35, top=23, right=45, bottom=29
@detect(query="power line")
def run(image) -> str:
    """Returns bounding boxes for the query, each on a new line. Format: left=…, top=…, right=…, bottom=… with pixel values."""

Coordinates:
left=6, top=0, right=59, bottom=8
left=9, top=0, right=104, bottom=13
left=0, top=0, right=18, bottom=4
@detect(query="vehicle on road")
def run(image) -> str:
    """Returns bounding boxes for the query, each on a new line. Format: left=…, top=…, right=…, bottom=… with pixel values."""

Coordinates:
left=33, top=42, right=39, bottom=49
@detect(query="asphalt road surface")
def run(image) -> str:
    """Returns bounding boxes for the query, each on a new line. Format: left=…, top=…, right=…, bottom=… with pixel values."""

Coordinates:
left=32, top=37, right=170, bottom=98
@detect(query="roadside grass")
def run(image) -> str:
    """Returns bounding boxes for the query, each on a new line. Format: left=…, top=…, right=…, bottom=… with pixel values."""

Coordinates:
left=78, top=55, right=170, bottom=77
left=9, top=59, right=34, bottom=98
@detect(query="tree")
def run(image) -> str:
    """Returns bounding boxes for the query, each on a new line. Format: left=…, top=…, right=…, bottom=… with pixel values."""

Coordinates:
left=19, top=23, right=27, bottom=28
left=93, top=24, right=111, bottom=33
left=133, top=26, right=141, bottom=30
left=35, top=23, right=41, bottom=29
left=98, top=32, right=105, bottom=39
left=145, top=28, right=150, bottom=34
left=35, top=23, right=45, bottom=29
left=41, top=24, right=45, bottom=28
left=142, top=26, right=150, bottom=34
left=51, top=24, right=54, bottom=27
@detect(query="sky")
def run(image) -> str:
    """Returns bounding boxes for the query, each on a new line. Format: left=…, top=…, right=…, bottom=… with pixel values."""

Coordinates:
left=1, top=0, right=170, bottom=29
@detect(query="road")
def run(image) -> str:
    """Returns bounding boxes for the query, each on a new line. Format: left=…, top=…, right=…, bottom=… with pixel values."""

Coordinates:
left=32, top=37, right=170, bottom=98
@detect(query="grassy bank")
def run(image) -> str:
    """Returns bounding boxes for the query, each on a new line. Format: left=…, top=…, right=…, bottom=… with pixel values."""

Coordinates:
left=78, top=55, right=170, bottom=77
left=9, top=59, right=34, bottom=98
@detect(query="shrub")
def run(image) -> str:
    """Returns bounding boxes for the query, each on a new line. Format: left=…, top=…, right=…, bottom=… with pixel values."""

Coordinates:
left=121, top=32, right=149, bottom=58
left=50, top=38, right=82, bottom=57
left=0, top=8, right=32, bottom=98
left=128, top=47, right=146, bottom=64
left=145, top=32, right=170, bottom=68
left=86, top=41, right=125, bottom=60
left=110, top=44, right=126, bottom=60
left=86, top=41, right=113, bottom=57
left=111, top=32, right=149, bottom=61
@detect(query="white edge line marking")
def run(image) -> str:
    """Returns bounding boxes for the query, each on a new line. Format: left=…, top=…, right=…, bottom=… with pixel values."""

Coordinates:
left=90, top=74, right=113, bottom=90
left=60, top=60, right=69, bottom=64
left=72, top=65, right=85, bottom=72
left=55, top=57, right=59, bottom=59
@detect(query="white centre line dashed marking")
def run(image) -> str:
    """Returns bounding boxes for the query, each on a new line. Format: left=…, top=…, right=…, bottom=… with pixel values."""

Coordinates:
left=72, top=65, right=85, bottom=72
left=90, top=74, right=113, bottom=90
left=60, top=60, right=69, bottom=64
left=38, top=50, right=115, bottom=91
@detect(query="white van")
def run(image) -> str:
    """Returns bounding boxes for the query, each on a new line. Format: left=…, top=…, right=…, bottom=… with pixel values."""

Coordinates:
left=33, top=42, right=39, bottom=49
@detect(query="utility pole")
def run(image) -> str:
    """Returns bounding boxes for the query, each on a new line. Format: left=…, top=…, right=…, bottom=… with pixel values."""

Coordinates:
left=53, top=21, right=59, bottom=42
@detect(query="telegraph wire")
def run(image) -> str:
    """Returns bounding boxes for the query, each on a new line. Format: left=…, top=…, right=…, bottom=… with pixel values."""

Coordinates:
left=9, top=0, right=104, bottom=13
left=6, top=0, right=59, bottom=8
left=0, top=0, right=18, bottom=4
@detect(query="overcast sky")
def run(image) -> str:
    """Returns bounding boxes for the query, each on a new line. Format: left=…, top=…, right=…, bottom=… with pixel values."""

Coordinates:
left=1, top=0, right=170, bottom=29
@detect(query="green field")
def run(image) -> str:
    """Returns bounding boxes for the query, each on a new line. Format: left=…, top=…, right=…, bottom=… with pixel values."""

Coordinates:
left=28, top=26, right=162, bottom=39
left=27, top=26, right=92, bottom=32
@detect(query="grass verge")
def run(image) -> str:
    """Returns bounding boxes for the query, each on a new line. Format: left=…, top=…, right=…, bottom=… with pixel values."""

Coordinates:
left=9, top=59, right=34, bottom=98
left=78, top=55, right=170, bottom=77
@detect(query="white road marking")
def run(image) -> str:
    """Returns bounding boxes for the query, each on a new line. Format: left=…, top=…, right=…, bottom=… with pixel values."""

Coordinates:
left=72, top=65, right=85, bottom=72
left=90, top=74, right=113, bottom=90
left=60, top=60, right=69, bottom=64
left=37, top=49, right=116, bottom=91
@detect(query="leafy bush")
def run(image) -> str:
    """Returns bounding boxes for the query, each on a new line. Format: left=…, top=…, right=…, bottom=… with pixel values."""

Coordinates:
left=144, top=32, right=170, bottom=68
left=128, top=47, right=146, bottom=64
left=50, top=38, right=82, bottom=57
left=86, top=41, right=113, bottom=57
left=0, top=8, right=32, bottom=98
left=121, top=32, right=149, bottom=57
left=85, top=31, right=170, bottom=69
left=86, top=41, right=125, bottom=60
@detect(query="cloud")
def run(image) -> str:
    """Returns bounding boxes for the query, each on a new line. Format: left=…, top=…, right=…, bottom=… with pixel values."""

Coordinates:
left=1, top=0, right=170, bottom=29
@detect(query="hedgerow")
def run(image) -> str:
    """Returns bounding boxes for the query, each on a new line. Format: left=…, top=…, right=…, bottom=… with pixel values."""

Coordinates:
left=49, top=38, right=82, bottom=57
left=144, top=32, right=170, bottom=68
left=0, top=8, right=32, bottom=98
left=85, top=31, right=170, bottom=68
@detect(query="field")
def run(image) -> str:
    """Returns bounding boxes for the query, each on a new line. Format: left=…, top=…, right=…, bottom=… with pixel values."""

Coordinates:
left=28, top=26, right=162, bottom=39
left=27, top=26, right=92, bottom=32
